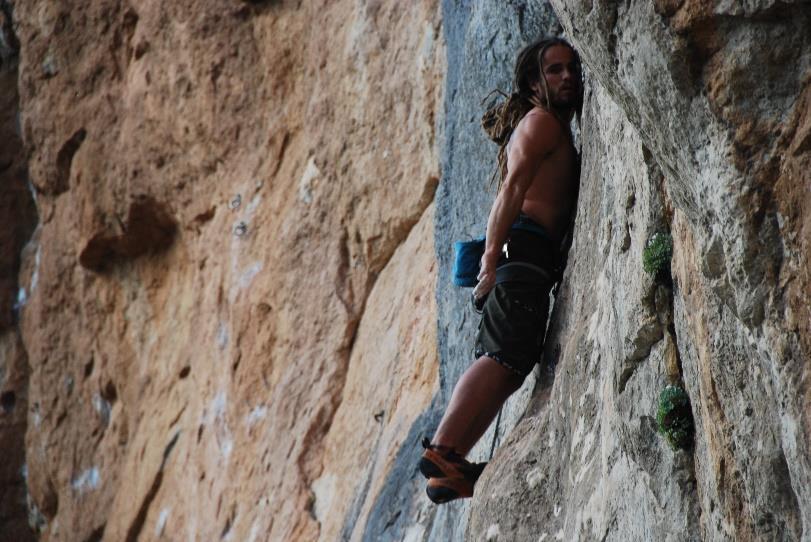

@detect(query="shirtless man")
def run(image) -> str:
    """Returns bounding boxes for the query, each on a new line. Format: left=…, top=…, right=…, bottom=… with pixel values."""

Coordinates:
left=420, top=38, right=582, bottom=503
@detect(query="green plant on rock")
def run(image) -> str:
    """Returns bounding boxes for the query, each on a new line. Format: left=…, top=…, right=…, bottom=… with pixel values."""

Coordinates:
left=643, top=232, right=673, bottom=279
left=656, top=384, right=694, bottom=450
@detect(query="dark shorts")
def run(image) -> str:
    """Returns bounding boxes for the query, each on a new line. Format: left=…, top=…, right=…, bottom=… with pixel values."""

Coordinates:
left=473, top=280, right=552, bottom=378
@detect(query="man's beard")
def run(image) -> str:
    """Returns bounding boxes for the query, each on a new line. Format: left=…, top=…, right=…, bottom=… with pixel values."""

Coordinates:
left=550, top=90, right=577, bottom=109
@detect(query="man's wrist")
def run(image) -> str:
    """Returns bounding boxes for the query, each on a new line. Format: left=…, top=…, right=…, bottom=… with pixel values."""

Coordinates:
left=482, top=248, right=501, bottom=266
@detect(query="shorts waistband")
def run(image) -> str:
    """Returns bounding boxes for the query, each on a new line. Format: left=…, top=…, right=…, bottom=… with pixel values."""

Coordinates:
left=511, top=213, right=551, bottom=240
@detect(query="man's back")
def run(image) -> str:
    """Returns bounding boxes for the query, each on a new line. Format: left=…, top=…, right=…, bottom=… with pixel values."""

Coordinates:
left=508, top=107, right=577, bottom=241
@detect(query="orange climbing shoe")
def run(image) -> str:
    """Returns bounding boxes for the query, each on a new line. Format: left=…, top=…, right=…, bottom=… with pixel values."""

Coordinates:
left=426, top=475, right=476, bottom=503
left=419, top=438, right=486, bottom=503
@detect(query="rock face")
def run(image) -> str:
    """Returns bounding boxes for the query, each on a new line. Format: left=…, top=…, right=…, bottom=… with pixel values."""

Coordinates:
left=10, top=0, right=443, bottom=540
left=5, top=0, right=810, bottom=541
left=468, top=2, right=811, bottom=541
left=469, top=82, right=704, bottom=541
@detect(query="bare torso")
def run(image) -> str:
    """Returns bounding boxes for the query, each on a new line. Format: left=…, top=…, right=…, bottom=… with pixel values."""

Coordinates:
left=507, top=108, right=577, bottom=241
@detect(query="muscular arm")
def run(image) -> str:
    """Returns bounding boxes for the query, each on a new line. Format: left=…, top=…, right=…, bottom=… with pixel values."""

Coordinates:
left=474, top=110, right=562, bottom=298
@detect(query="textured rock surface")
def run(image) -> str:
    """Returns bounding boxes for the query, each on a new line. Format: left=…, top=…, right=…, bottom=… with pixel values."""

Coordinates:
left=11, top=0, right=443, bottom=540
left=6, top=0, right=810, bottom=540
left=313, top=203, right=439, bottom=542
left=469, top=2, right=811, bottom=541
left=469, top=82, right=702, bottom=541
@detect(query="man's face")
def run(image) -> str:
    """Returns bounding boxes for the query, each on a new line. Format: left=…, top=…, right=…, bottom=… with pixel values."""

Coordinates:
left=537, top=44, right=579, bottom=108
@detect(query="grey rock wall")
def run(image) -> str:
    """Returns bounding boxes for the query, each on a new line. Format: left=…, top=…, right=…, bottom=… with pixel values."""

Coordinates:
left=468, top=79, right=702, bottom=542
left=460, top=1, right=811, bottom=541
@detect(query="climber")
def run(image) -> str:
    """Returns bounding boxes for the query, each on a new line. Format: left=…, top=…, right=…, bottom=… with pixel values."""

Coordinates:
left=420, top=37, right=583, bottom=504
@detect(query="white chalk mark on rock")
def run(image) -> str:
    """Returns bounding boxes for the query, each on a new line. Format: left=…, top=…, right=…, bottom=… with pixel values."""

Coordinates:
left=92, top=393, right=111, bottom=426
left=238, top=262, right=262, bottom=290
left=71, top=467, right=100, bottom=493
left=26, top=180, right=38, bottom=204
left=155, top=507, right=171, bottom=537
left=244, top=406, right=267, bottom=427
left=486, top=524, right=501, bottom=541
left=229, top=262, right=263, bottom=304
left=403, top=524, right=426, bottom=542
left=222, top=437, right=233, bottom=459
left=14, top=244, right=42, bottom=310
left=211, top=391, right=227, bottom=420
left=311, top=473, right=336, bottom=524
left=247, top=520, right=262, bottom=542
left=246, top=193, right=262, bottom=215
left=526, top=468, right=543, bottom=489
left=30, top=245, right=41, bottom=293
left=217, top=322, right=229, bottom=350
left=298, top=157, right=320, bottom=204
left=207, top=391, right=234, bottom=463
left=15, top=287, right=26, bottom=309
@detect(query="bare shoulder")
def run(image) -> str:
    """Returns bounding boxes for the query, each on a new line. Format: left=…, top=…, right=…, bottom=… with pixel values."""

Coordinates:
left=512, top=108, right=563, bottom=155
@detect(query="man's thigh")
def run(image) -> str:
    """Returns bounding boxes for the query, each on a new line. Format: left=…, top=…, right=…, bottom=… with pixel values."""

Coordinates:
left=473, top=281, right=551, bottom=377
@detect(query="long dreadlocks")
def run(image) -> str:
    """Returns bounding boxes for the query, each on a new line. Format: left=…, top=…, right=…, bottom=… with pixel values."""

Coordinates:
left=481, top=37, right=583, bottom=191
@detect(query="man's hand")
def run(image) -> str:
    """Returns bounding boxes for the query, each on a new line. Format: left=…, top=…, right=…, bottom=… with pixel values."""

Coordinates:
left=472, top=253, right=498, bottom=300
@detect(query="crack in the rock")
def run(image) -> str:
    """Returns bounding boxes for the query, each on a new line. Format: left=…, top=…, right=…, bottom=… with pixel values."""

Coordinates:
left=52, top=128, right=86, bottom=196
left=339, top=188, right=437, bottom=383
left=619, top=317, right=666, bottom=394
left=303, top=188, right=438, bottom=540
left=82, top=523, right=106, bottom=542
left=124, top=431, right=180, bottom=542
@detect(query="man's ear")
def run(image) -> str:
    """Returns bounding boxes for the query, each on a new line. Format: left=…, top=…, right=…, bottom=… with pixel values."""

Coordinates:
left=530, top=81, right=544, bottom=99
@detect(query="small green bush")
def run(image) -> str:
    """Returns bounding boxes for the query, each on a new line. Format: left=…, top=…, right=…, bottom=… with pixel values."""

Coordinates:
left=643, top=232, right=673, bottom=278
left=656, top=385, right=694, bottom=450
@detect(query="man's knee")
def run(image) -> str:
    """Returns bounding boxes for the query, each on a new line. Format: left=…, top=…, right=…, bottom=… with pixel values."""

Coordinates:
left=476, top=355, right=527, bottom=391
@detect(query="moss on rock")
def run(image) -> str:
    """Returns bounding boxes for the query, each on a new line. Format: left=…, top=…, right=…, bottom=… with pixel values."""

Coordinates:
left=643, top=232, right=673, bottom=281
left=656, top=384, right=694, bottom=450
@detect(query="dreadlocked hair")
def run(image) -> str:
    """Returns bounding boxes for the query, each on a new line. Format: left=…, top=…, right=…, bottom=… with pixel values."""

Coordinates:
left=481, top=37, right=583, bottom=192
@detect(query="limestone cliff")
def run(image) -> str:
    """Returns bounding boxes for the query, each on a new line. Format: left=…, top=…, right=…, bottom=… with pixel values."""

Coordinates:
left=7, top=0, right=442, bottom=540
left=467, top=1, right=811, bottom=541
left=2, top=1, right=809, bottom=541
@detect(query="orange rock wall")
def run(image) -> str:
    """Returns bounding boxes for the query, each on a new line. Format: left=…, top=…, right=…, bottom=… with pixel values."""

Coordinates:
left=9, top=1, right=810, bottom=540
left=12, top=1, right=443, bottom=540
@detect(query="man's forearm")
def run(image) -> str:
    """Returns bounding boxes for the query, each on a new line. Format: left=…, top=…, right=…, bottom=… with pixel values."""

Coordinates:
left=483, top=184, right=524, bottom=265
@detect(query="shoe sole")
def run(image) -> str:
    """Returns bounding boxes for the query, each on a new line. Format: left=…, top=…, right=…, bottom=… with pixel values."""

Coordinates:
left=426, top=476, right=474, bottom=504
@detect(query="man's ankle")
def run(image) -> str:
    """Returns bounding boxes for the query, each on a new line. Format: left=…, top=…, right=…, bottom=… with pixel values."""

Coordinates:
left=422, top=438, right=463, bottom=458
